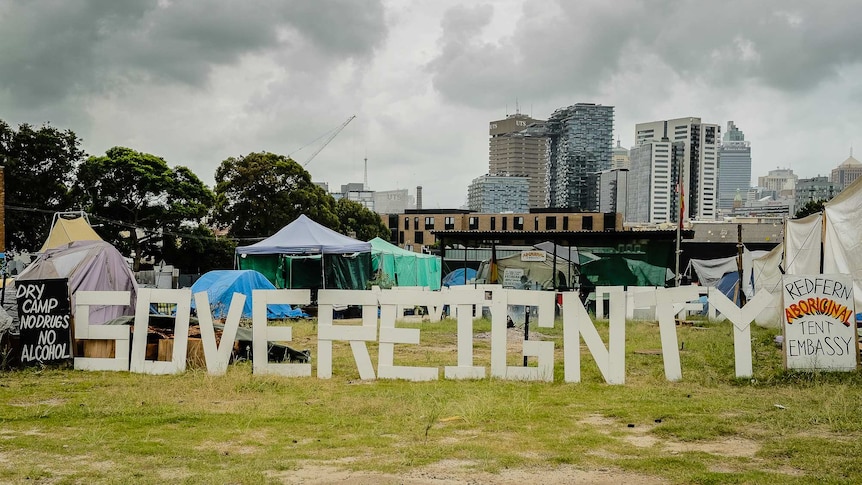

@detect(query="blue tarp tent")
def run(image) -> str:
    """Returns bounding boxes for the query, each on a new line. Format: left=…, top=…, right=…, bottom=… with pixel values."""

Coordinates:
left=190, top=270, right=306, bottom=319
left=442, top=268, right=477, bottom=286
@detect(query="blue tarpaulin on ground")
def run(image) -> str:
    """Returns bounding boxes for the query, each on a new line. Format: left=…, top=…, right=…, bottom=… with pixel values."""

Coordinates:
left=190, top=270, right=306, bottom=319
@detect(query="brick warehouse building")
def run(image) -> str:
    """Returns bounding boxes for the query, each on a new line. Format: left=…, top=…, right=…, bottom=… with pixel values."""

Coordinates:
left=380, top=209, right=624, bottom=254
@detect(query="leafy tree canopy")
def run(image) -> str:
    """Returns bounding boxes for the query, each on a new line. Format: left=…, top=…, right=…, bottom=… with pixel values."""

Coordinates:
left=160, top=224, right=236, bottom=275
left=335, top=198, right=390, bottom=241
left=794, top=199, right=826, bottom=219
left=0, top=120, right=85, bottom=251
left=73, top=147, right=214, bottom=270
left=213, top=152, right=338, bottom=238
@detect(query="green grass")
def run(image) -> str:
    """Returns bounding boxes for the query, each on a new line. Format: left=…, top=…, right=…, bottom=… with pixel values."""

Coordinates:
left=1, top=316, right=862, bottom=484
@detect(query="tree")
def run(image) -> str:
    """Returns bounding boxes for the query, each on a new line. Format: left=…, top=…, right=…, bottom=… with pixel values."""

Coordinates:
left=73, top=147, right=214, bottom=271
left=160, top=224, right=236, bottom=274
left=213, top=152, right=338, bottom=238
left=0, top=120, right=85, bottom=251
left=795, top=199, right=825, bottom=219
left=335, top=198, right=390, bottom=241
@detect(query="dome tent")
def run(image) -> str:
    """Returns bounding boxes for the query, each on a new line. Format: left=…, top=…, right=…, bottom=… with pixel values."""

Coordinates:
left=190, top=270, right=306, bottom=319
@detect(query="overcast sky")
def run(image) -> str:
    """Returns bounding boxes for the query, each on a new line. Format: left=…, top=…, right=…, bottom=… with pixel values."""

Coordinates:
left=2, top=0, right=862, bottom=209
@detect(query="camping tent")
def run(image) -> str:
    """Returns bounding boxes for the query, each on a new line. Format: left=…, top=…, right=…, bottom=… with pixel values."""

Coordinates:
left=189, top=270, right=306, bottom=319
left=40, top=214, right=103, bottom=252
left=369, top=237, right=441, bottom=290
left=17, top=240, right=138, bottom=325
left=475, top=252, right=577, bottom=290
left=442, top=268, right=477, bottom=287
left=235, top=215, right=372, bottom=290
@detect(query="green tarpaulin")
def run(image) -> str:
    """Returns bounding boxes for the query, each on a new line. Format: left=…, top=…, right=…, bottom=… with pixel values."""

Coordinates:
left=369, top=237, right=442, bottom=290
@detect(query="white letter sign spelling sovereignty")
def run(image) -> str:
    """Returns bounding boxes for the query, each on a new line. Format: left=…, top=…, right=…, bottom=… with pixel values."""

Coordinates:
left=252, top=289, right=311, bottom=377
left=637, top=286, right=700, bottom=381
left=317, top=289, right=378, bottom=380
left=562, top=287, right=625, bottom=384
left=130, top=288, right=192, bottom=375
left=73, top=291, right=131, bottom=371
left=503, top=289, right=556, bottom=381
left=443, top=289, right=487, bottom=380
left=782, top=274, right=858, bottom=371
left=377, top=289, right=441, bottom=381
left=194, top=291, right=244, bottom=376
left=708, top=289, right=774, bottom=378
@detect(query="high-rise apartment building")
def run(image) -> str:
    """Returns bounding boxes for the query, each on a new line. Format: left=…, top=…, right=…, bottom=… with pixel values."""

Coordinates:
left=635, top=117, right=720, bottom=221
left=488, top=113, right=549, bottom=209
left=830, top=152, right=862, bottom=191
left=467, top=174, right=529, bottom=213
left=717, top=121, right=752, bottom=215
left=626, top=139, right=685, bottom=224
left=545, top=103, right=614, bottom=211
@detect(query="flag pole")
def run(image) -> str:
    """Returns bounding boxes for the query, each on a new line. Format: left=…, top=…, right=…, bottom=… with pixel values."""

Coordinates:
left=675, top=181, right=684, bottom=287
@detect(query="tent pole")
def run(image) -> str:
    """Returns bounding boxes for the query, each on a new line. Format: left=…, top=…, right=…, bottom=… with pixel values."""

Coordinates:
left=552, top=239, right=558, bottom=291
left=321, top=254, right=325, bottom=290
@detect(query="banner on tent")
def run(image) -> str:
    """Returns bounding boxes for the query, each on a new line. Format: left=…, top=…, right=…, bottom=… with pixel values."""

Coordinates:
left=782, top=274, right=858, bottom=371
left=16, top=278, right=73, bottom=365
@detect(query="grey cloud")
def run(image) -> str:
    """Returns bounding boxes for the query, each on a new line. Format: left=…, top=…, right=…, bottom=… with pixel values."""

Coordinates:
left=428, top=0, right=862, bottom=109
left=0, top=0, right=386, bottom=109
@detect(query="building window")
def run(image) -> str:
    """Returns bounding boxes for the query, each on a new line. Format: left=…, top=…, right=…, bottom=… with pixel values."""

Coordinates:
left=414, top=217, right=419, bottom=229
left=563, top=216, right=569, bottom=230
left=534, top=217, right=539, bottom=231
left=424, top=217, right=435, bottom=229
left=404, top=217, right=409, bottom=230
left=469, top=217, right=478, bottom=230
left=444, top=217, right=455, bottom=230
left=582, top=216, right=593, bottom=230
left=502, top=217, right=508, bottom=230
left=399, top=231, right=404, bottom=244
left=514, top=217, right=524, bottom=230
left=490, top=217, right=496, bottom=230
left=546, top=216, right=556, bottom=230
left=414, top=231, right=424, bottom=244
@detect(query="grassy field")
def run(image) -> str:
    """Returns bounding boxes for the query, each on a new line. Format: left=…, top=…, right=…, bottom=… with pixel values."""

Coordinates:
left=2, top=316, right=862, bottom=484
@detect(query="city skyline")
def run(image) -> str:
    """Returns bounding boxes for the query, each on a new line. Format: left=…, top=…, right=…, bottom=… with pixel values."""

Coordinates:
left=2, top=1, right=861, bottom=209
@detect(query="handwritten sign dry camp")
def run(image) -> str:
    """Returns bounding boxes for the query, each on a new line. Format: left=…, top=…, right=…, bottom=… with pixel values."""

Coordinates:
left=502, top=268, right=524, bottom=289
left=16, top=278, right=73, bottom=365
left=782, top=274, right=858, bottom=371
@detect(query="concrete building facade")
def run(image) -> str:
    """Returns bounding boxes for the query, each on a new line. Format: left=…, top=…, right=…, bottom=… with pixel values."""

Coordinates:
left=795, top=176, right=839, bottom=210
left=635, top=117, right=721, bottom=221
left=830, top=154, right=862, bottom=191
left=488, top=113, right=549, bottom=209
left=626, top=140, right=685, bottom=224
left=757, top=168, right=797, bottom=197
left=599, top=169, right=628, bottom=217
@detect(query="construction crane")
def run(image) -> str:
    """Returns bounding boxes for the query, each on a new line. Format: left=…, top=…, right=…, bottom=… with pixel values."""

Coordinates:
left=297, top=115, right=357, bottom=167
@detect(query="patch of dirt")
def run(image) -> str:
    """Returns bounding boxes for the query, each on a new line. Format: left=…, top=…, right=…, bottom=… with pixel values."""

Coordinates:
left=8, top=398, right=66, bottom=407
left=663, top=438, right=759, bottom=458
left=273, top=462, right=668, bottom=484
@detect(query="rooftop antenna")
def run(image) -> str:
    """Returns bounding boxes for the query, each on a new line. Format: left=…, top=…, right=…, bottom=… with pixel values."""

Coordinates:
left=515, top=97, right=520, bottom=115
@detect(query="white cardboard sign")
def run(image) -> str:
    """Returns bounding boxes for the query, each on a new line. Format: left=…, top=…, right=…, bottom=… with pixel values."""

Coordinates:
left=782, top=274, right=858, bottom=371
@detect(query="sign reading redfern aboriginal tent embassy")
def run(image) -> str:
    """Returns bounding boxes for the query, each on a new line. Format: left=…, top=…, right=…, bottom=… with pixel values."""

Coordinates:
left=782, top=274, right=858, bottom=371
left=16, top=278, right=73, bottom=364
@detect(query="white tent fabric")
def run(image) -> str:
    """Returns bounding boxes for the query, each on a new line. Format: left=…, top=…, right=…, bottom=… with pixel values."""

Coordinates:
left=824, top=176, right=862, bottom=312
left=784, top=213, right=822, bottom=275
left=752, top=243, right=784, bottom=328
left=688, top=249, right=758, bottom=298
left=235, top=214, right=371, bottom=255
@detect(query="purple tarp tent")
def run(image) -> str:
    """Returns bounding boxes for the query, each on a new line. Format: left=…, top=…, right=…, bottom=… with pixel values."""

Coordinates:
left=17, top=240, right=138, bottom=325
